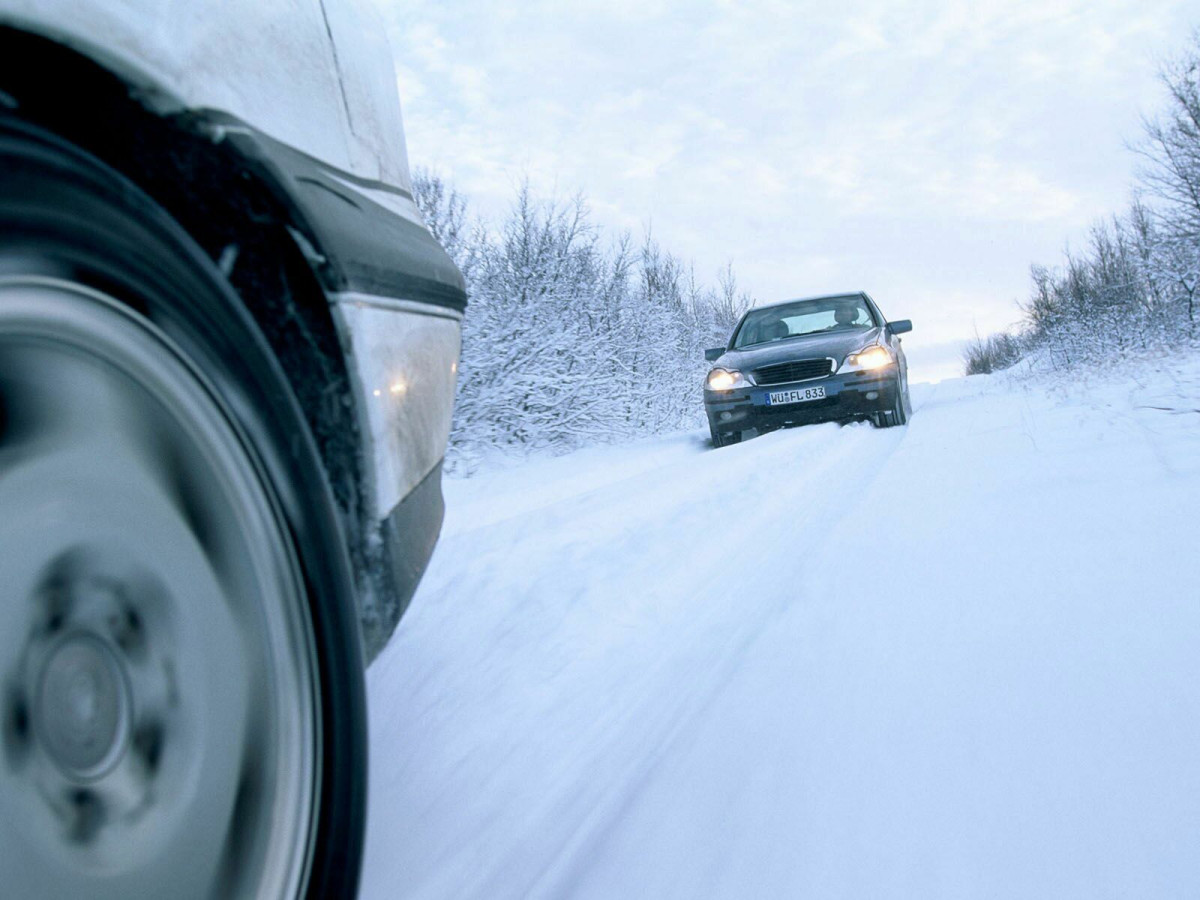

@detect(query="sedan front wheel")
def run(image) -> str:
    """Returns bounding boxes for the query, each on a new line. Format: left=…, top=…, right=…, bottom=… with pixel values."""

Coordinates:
left=872, top=380, right=909, bottom=428
left=0, top=118, right=365, bottom=898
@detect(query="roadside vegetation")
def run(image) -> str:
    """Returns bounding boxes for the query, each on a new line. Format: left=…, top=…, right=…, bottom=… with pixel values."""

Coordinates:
left=965, top=31, right=1200, bottom=376
left=413, top=175, right=753, bottom=472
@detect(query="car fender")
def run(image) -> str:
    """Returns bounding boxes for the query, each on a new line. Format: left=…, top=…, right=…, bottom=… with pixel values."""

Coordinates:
left=0, top=0, right=410, bottom=188
left=0, top=2, right=467, bottom=654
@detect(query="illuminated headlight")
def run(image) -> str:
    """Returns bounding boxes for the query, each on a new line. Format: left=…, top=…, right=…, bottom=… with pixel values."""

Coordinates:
left=842, top=345, right=894, bottom=372
left=706, top=368, right=751, bottom=390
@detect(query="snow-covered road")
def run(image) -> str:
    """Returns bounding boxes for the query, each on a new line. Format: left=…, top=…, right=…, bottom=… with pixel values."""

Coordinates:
left=362, top=365, right=1200, bottom=899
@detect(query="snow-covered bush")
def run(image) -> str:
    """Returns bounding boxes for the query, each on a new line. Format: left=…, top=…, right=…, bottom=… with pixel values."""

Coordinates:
left=963, top=331, right=1024, bottom=375
left=412, top=174, right=752, bottom=473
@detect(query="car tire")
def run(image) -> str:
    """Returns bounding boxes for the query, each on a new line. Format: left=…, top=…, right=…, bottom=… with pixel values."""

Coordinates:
left=872, top=380, right=909, bottom=428
left=0, top=117, right=365, bottom=898
left=711, top=428, right=742, bottom=448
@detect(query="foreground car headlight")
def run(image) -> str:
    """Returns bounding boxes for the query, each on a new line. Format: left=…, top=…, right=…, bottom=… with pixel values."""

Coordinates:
left=842, top=345, right=894, bottom=372
left=706, top=368, right=751, bottom=390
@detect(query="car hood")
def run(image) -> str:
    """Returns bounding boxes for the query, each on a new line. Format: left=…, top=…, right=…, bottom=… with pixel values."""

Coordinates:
left=714, top=327, right=883, bottom=372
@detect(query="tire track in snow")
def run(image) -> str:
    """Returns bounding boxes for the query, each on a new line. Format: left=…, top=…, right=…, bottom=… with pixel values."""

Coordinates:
left=376, top=423, right=909, bottom=899
left=525, top=426, right=917, bottom=898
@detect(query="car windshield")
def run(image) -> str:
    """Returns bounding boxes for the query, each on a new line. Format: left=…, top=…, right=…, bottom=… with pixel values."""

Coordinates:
left=732, top=296, right=877, bottom=349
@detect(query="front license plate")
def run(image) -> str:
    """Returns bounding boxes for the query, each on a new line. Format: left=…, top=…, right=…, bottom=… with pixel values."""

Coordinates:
left=767, top=385, right=827, bottom=406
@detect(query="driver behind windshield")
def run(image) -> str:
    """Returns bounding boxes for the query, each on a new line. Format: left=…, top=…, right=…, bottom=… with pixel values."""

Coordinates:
left=733, top=295, right=876, bottom=348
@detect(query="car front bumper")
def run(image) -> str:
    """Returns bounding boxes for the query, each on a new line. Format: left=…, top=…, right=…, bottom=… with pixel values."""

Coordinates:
left=704, top=368, right=899, bottom=435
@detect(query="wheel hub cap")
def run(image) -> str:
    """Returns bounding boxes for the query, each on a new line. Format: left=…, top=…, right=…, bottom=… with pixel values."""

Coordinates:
left=35, top=633, right=130, bottom=780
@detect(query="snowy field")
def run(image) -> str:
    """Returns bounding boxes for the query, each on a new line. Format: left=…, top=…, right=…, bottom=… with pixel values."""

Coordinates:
left=362, top=362, right=1200, bottom=899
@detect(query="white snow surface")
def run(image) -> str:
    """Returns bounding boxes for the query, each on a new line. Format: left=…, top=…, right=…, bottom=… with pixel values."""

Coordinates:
left=363, top=362, right=1200, bottom=899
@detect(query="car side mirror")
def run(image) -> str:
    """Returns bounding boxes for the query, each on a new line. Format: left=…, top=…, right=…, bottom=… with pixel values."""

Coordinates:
left=704, top=347, right=725, bottom=361
left=887, top=319, right=912, bottom=335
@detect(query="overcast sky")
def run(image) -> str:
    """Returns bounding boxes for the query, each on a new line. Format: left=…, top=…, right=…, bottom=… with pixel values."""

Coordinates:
left=379, top=0, right=1196, bottom=381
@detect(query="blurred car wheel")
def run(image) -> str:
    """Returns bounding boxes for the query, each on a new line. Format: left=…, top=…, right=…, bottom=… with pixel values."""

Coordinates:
left=0, top=118, right=366, bottom=898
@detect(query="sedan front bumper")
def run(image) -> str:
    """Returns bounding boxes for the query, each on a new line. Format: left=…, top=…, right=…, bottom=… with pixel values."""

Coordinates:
left=704, top=368, right=899, bottom=436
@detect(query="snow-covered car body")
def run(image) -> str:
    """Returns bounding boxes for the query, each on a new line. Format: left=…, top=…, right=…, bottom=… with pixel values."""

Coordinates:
left=0, top=0, right=465, bottom=655
left=0, top=0, right=412, bottom=187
